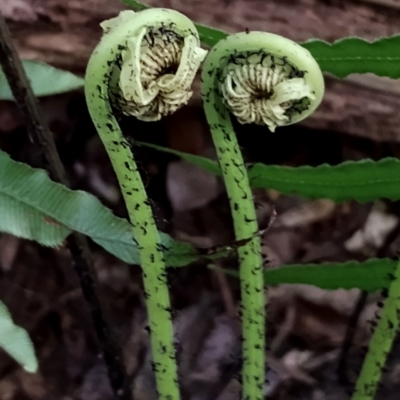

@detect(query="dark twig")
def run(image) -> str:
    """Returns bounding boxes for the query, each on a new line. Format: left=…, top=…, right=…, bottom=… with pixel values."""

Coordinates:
left=0, top=13, right=132, bottom=400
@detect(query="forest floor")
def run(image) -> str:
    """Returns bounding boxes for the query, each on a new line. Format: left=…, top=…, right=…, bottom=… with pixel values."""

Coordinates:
left=2, top=88, right=400, bottom=400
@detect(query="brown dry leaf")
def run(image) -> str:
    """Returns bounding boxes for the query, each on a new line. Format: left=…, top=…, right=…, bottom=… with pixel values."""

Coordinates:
left=80, top=363, right=113, bottom=400
left=345, top=205, right=398, bottom=254
left=0, top=234, right=20, bottom=272
left=301, top=241, right=349, bottom=264
left=165, top=103, right=208, bottom=156
left=270, top=286, right=366, bottom=352
left=61, top=312, right=88, bottom=380
left=1, top=0, right=40, bottom=21
left=166, top=159, right=221, bottom=213
left=263, top=230, right=303, bottom=266
left=0, top=102, right=22, bottom=134
left=274, top=199, right=336, bottom=229
left=15, top=369, right=47, bottom=399
left=289, top=296, right=352, bottom=349
left=272, top=284, right=361, bottom=315
left=0, top=377, right=17, bottom=400
left=215, top=378, right=241, bottom=400
left=164, top=99, right=224, bottom=213
left=280, top=350, right=317, bottom=385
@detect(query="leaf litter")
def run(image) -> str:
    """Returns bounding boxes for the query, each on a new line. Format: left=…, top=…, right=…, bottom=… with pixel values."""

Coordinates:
left=3, top=86, right=400, bottom=400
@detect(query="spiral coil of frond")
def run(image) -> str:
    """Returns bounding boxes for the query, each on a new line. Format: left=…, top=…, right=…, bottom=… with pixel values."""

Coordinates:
left=219, top=51, right=316, bottom=131
left=102, top=11, right=207, bottom=121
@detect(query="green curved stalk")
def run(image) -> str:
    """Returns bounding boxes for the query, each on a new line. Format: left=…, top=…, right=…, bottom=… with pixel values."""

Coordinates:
left=352, top=267, right=400, bottom=399
left=85, top=8, right=204, bottom=399
left=201, top=32, right=324, bottom=399
left=201, top=38, right=264, bottom=400
left=202, top=64, right=265, bottom=400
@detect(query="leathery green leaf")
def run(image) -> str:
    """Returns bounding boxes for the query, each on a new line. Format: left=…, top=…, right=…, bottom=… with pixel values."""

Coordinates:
left=140, top=143, right=400, bottom=203
left=302, top=36, right=400, bottom=79
left=219, top=258, right=396, bottom=292
left=0, top=60, right=83, bottom=100
left=0, top=301, right=38, bottom=373
left=0, top=149, right=199, bottom=267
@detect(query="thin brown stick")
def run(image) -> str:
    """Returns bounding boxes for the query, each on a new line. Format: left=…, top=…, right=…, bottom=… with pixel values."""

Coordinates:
left=0, top=12, right=132, bottom=400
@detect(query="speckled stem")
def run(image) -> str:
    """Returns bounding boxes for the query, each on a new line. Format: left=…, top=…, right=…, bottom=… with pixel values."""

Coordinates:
left=85, top=9, right=201, bottom=400
left=201, top=36, right=265, bottom=400
left=201, top=32, right=324, bottom=400
left=352, top=268, right=400, bottom=400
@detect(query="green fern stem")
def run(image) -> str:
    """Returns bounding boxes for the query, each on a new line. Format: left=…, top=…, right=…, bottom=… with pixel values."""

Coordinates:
left=202, top=63, right=265, bottom=400
left=84, top=9, right=204, bottom=399
left=352, top=267, right=400, bottom=399
left=201, top=32, right=324, bottom=399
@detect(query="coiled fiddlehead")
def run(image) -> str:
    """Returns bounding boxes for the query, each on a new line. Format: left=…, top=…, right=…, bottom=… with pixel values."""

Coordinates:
left=201, top=31, right=324, bottom=400
left=85, top=8, right=206, bottom=400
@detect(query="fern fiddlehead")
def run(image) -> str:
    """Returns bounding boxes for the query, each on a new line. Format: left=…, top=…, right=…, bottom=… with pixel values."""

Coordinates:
left=85, top=9, right=206, bottom=399
left=201, top=31, right=324, bottom=400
